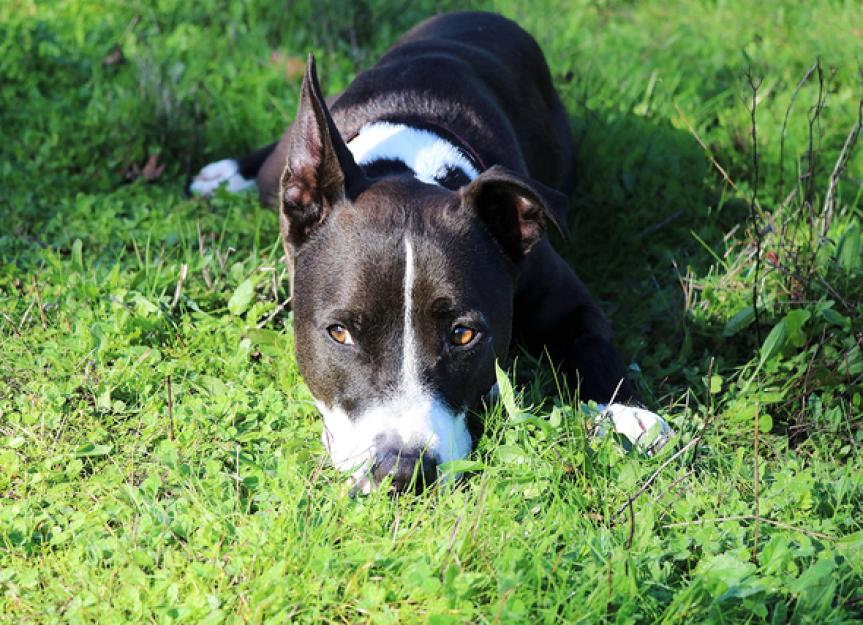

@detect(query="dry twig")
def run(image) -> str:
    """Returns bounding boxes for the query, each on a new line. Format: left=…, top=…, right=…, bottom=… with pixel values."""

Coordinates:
left=752, top=403, right=761, bottom=563
left=170, top=263, right=188, bottom=312
left=610, top=436, right=701, bottom=525
left=663, top=514, right=834, bottom=541
left=821, top=98, right=863, bottom=238
left=746, top=67, right=764, bottom=345
left=166, top=375, right=175, bottom=441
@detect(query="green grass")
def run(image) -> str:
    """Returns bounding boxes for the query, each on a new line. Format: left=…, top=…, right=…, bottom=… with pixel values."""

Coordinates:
left=2, top=0, right=862, bottom=623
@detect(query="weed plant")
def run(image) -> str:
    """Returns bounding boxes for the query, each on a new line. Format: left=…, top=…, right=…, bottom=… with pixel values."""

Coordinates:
left=1, top=1, right=861, bottom=623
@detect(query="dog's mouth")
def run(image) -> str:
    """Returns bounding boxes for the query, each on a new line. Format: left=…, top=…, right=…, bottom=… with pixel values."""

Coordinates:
left=316, top=394, right=472, bottom=494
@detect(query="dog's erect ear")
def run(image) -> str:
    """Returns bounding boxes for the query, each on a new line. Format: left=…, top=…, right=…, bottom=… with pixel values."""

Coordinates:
left=279, top=54, right=367, bottom=250
left=460, top=165, right=570, bottom=258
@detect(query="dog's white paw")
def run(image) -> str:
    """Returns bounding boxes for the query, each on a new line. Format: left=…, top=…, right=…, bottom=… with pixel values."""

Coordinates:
left=594, top=403, right=674, bottom=455
left=189, top=159, right=256, bottom=195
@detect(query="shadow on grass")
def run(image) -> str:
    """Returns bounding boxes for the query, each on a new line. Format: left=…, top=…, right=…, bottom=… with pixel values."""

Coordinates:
left=560, top=107, right=753, bottom=406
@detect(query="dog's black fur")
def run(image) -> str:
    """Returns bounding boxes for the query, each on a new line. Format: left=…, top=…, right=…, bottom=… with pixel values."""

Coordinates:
left=241, top=12, right=633, bottom=402
left=196, top=12, right=635, bottom=490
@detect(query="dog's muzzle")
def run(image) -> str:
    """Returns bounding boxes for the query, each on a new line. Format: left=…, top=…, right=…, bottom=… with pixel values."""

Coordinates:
left=372, top=447, right=440, bottom=494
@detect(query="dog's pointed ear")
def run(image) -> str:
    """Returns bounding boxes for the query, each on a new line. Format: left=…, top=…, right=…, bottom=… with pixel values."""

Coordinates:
left=460, top=165, right=570, bottom=258
left=279, top=54, right=367, bottom=250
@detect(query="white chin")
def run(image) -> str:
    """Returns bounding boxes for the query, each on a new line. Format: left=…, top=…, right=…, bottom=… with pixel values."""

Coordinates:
left=316, top=394, right=473, bottom=484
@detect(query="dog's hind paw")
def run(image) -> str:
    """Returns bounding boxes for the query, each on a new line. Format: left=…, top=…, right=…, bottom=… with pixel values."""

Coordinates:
left=594, top=403, right=674, bottom=455
left=189, top=159, right=256, bottom=196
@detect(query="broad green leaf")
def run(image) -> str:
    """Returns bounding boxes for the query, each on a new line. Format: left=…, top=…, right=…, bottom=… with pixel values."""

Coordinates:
left=837, top=222, right=861, bottom=271
left=96, top=387, right=112, bottom=410
left=784, top=309, right=811, bottom=348
left=438, top=459, right=485, bottom=475
left=709, top=374, right=723, bottom=394
left=509, top=414, right=556, bottom=436
left=789, top=556, right=835, bottom=593
left=697, top=553, right=756, bottom=592
left=228, top=278, right=255, bottom=316
left=199, top=375, right=228, bottom=398
left=760, top=319, right=788, bottom=364
left=497, top=445, right=528, bottom=464
left=71, top=238, right=83, bottom=271
left=724, top=306, right=755, bottom=336
left=821, top=306, right=850, bottom=329
left=494, top=362, right=521, bottom=420
left=132, top=293, right=159, bottom=316
left=75, top=443, right=112, bottom=457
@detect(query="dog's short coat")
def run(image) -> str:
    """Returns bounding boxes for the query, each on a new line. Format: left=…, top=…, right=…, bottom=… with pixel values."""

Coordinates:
left=191, top=12, right=671, bottom=492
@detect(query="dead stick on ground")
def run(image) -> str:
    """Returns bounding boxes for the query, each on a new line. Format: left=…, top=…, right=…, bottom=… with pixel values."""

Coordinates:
left=171, top=263, right=188, bottom=312
left=196, top=220, right=213, bottom=289
left=664, top=515, right=833, bottom=541
left=166, top=375, right=175, bottom=441
left=625, top=499, right=635, bottom=549
left=747, top=67, right=764, bottom=345
left=690, top=356, right=715, bottom=467
left=821, top=98, right=863, bottom=238
left=674, top=103, right=739, bottom=192
left=256, top=297, right=292, bottom=329
left=753, top=403, right=761, bottom=563
left=611, top=436, right=700, bottom=525
left=32, top=277, right=48, bottom=329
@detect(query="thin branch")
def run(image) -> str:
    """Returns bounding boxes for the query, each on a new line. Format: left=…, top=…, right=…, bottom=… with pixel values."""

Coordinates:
left=752, top=403, right=761, bottom=563
left=747, top=67, right=764, bottom=345
left=691, top=356, right=716, bottom=466
left=821, top=98, right=863, bottom=238
left=32, top=277, right=48, bottom=330
left=196, top=220, right=213, bottom=289
left=663, top=514, right=834, bottom=541
left=804, top=60, right=827, bottom=209
left=625, top=499, right=635, bottom=549
left=674, top=103, right=739, bottom=191
left=779, top=61, right=819, bottom=194
left=256, top=297, right=293, bottom=329
left=610, top=436, right=701, bottom=525
left=1, top=312, right=21, bottom=337
left=170, top=263, right=188, bottom=312
left=166, top=375, right=175, bottom=441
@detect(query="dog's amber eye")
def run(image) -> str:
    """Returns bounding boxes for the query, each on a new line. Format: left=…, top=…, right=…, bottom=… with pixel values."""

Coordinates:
left=450, top=325, right=476, bottom=347
left=327, top=324, right=353, bottom=345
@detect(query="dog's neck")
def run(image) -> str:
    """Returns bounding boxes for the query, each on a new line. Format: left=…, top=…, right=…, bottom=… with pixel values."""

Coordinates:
left=347, top=121, right=480, bottom=189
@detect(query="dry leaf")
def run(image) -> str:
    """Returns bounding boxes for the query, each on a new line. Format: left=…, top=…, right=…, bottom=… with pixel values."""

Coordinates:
left=271, top=50, right=306, bottom=80
left=123, top=155, right=165, bottom=182
left=103, top=45, right=125, bottom=67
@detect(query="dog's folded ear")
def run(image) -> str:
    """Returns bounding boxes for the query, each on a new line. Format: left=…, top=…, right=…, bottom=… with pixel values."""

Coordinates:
left=279, top=54, right=367, bottom=250
left=460, top=165, right=570, bottom=258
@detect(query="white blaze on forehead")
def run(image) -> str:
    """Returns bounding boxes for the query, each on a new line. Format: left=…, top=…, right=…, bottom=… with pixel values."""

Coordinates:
left=347, top=122, right=479, bottom=185
left=318, top=235, right=472, bottom=487
left=402, top=238, right=419, bottom=391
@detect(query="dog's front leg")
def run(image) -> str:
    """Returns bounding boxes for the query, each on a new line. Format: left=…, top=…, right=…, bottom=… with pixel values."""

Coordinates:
left=513, top=241, right=634, bottom=402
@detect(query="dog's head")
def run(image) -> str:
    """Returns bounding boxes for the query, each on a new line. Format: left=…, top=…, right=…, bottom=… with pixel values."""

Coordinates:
left=280, top=57, right=568, bottom=493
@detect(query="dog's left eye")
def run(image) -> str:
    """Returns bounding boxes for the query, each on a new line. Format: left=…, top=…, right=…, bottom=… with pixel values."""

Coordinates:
left=450, top=325, right=477, bottom=347
left=327, top=324, right=354, bottom=345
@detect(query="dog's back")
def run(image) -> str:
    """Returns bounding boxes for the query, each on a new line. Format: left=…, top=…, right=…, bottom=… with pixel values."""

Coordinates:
left=257, top=12, right=574, bottom=206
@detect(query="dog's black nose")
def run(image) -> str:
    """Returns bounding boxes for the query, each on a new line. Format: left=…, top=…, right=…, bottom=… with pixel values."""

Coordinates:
left=372, top=448, right=438, bottom=494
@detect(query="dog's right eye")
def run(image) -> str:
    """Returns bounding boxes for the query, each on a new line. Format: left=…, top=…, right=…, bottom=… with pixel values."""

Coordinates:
left=327, top=324, right=353, bottom=345
left=450, top=325, right=477, bottom=347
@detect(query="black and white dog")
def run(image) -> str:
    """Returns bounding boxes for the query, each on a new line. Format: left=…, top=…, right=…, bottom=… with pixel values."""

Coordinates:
left=191, top=12, right=672, bottom=493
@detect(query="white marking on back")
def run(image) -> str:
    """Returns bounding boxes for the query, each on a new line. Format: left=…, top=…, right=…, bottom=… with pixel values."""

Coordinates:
left=316, top=235, right=472, bottom=491
left=189, top=158, right=256, bottom=196
left=347, top=122, right=479, bottom=186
